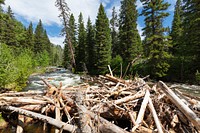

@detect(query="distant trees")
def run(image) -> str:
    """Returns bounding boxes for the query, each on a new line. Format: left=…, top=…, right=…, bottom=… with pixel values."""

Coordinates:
left=0, top=4, right=62, bottom=90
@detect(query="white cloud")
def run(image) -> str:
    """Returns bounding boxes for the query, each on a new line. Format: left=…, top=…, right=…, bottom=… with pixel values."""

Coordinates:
left=4, top=0, right=61, bottom=25
left=49, top=35, right=65, bottom=48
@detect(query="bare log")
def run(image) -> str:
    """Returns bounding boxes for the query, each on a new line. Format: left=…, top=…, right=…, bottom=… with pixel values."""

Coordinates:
left=105, top=74, right=126, bottom=84
left=0, top=105, right=76, bottom=132
left=158, top=81, right=200, bottom=130
left=132, top=89, right=150, bottom=132
left=114, top=90, right=145, bottom=105
left=148, top=97, right=163, bottom=133
left=0, top=91, right=45, bottom=97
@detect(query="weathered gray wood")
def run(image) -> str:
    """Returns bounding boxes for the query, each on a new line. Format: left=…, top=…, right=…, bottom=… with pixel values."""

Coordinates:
left=148, top=97, right=163, bottom=133
left=158, top=81, right=200, bottom=130
left=0, top=105, right=76, bottom=132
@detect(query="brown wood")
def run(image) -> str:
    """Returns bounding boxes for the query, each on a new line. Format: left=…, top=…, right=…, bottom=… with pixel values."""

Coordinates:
left=0, top=105, right=77, bottom=132
left=158, top=81, right=200, bottom=130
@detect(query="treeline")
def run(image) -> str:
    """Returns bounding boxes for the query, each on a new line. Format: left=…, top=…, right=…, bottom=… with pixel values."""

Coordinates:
left=63, top=0, right=200, bottom=83
left=0, top=0, right=63, bottom=89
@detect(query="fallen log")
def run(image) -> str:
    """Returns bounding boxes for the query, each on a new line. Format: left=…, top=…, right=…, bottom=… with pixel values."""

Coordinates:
left=158, top=81, right=200, bottom=131
left=0, top=105, right=77, bottom=132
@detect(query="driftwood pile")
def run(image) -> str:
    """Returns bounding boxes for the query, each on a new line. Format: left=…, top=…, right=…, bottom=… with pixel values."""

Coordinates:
left=0, top=74, right=200, bottom=133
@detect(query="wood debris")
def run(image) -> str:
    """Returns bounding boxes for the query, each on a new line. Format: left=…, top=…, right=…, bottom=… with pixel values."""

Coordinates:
left=0, top=74, right=200, bottom=133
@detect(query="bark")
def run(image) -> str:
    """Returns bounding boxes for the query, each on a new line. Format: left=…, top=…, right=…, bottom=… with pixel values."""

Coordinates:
left=158, top=81, right=200, bottom=130
left=0, top=105, right=76, bottom=132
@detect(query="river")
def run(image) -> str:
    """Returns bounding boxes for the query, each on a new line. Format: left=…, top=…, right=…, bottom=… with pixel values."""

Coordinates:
left=24, top=68, right=82, bottom=91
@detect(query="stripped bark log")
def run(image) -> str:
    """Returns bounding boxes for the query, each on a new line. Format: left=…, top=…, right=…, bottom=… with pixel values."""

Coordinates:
left=114, top=90, right=145, bottom=105
left=0, top=105, right=77, bottom=132
left=158, top=81, right=200, bottom=131
left=132, top=89, right=150, bottom=132
left=148, top=97, right=163, bottom=133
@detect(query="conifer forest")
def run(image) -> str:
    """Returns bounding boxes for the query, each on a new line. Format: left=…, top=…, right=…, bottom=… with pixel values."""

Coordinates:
left=0, top=0, right=200, bottom=90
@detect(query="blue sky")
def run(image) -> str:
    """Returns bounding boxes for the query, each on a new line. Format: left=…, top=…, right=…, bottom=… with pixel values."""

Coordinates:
left=3, top=0, right=176, bottom=47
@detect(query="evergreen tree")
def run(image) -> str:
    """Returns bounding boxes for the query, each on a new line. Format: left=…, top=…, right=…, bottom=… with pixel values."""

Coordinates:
left=119, top=0, right=142, bottom=63
left=63, top=14, right=77, bottom=68
left=141, top=0, right=171, bottom=78
left=25, top=22, right=34, bottom=50
left=3, top=6, right=17, bottom=47
left=110, top=7, right=119, bottom=58
left=43, top=30, right=52, bottom=54
left=95, top=4, right=112, bottom=74
left=34, top=19, right=44, bottom=53
left=86, top=17, right=96, bottom=73
left=76, top=12, right=86, bottom=72
left=171, top=0, right=183, bottom=54
left=55, top=0, right=76, bottom=70
left=182, top=0, right=200, bottom=76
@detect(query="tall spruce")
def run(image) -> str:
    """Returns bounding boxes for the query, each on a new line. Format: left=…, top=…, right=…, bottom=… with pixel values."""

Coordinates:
left=63, top=14, right=77, bottom=68
left=119, top=0, right=142, bottom=63
left=110, top=7, right=119, bottom=58
left=76, top=12, right=86, bottom=72
left=86, top=17, right=96, bottom=73
left=25, top=22, right=34, bottom=50
left=141, top=0, right=171, bottom=78
left=171, top=0, right=183, bottom=54
left=95, top=4, right=112, bottom=74
left=3, top=6, right=17, bottom=47
left=34, top=20, right=44, bottom=53
left=182, top=0, right=200, bottom=74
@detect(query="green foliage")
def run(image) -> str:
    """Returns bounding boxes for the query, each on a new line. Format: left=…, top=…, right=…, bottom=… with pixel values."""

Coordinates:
left=63, top=14, right=77, bottom=68
left=95, top=4, right=112, bottom=74
left=119, top=0, right=142, bottom=63
left=76, top=12, right=86, bottom=72
left=0, top=44, right=16, bottom=87
left=86, top=17, right=96, bottom=74
left=111, top=55, right=123, bottom=75
left=141, top=0, right=171, bottom=79
left=110, top=7, right=119, bottom=58
left=195, top=70, right=200, bottom=84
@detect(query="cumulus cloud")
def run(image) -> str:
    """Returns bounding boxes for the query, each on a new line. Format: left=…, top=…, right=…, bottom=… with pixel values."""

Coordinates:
left=4, top=0, right=61, bottom=25
left=49, top=35, right=65, bottom=48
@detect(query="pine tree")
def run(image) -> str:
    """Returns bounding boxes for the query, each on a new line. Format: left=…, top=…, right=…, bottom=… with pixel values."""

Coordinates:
left=76, top=12, right=86, bottom=72
left=110, top=7, right=119, bottom=58
left=69, top=14, right=77, bottom=48
left=34, top=19, right=44, bottom=53
left=25, top=22, right=34, bottom=50
left=182, top=0, right=200, bottom=75
left=95, top=4, right=112, bottom=74
left=86, top=17, right=96, bottom=73
left=171, top=0, right=183, bottom=54
left=119, top=0, right=142, bottom=63
left=3, top=6, right=17, bottom=47
left=43, top=30, right=51, bottom=54
left=141, top=0, right=171, bottom=78
left=63, top=14, right=77, bottom=68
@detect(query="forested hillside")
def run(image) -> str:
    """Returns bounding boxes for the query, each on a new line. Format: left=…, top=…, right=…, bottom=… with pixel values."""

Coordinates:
left=0, top=0, right=63, bottom=90
left=61, top=0, right=200, bottom=83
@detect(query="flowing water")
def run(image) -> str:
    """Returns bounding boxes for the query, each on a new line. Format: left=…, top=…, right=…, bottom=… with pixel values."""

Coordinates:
left=0, top=67, right=82, bottom=133
left=24, top=67, right=82, bottom=91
